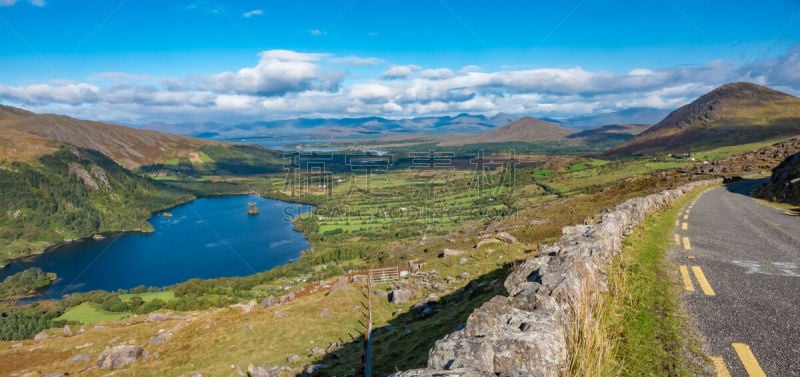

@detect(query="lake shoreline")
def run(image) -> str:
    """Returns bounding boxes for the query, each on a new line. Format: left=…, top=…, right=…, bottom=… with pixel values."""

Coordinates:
left=1, top=194, right=315, bottom=302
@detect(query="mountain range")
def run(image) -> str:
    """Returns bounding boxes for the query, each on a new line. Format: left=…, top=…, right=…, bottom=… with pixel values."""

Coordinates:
left=135, top=108, right=675, bottom=140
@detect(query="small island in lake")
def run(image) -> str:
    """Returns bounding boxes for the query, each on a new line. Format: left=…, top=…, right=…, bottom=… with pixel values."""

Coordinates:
left=247, top=202, right=260, bottom=215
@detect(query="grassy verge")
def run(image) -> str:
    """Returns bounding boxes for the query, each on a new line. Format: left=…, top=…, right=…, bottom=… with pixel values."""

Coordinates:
left=570, top=187, right=710, bottom=376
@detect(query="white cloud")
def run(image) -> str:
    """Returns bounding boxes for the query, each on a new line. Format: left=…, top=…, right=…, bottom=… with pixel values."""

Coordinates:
left=0, top=0, right=44, bottom=6
left=3, top=46, right=800, bottom=124
left=203, top=50, right=340, bottom=96
left=741, top=45, right=800, bottom=90
left=419, top=68, right=455, bottom=80
left=243, top=9, right=263, bottom=18
left=381, top=65, right=419, bottom=80
left=309, top=29, right=326, bottom=36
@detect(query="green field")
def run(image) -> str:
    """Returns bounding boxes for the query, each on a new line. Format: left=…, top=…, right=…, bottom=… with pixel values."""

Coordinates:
left=56, top=302, right=130, bottom=324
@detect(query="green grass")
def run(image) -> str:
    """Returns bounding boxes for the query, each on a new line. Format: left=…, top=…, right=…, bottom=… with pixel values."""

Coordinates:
left=118, top=291, right=175, bottom=303
left=163, top=158, right=180, bottom=167
left=594, top=187, right=710, bottom=376
left=195, top=151, right=215, bottom=163
left=56, top=302, right=130, bottom=324
left=692, top=137, right=791, bottom=161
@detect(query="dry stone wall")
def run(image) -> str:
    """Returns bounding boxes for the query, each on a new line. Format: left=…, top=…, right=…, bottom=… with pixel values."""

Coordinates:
left=392, top=179, right=720, bottom=377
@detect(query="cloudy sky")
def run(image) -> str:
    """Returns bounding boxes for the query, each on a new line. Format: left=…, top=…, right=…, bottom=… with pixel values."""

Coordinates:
left=1, top=0, right=799, bottom=124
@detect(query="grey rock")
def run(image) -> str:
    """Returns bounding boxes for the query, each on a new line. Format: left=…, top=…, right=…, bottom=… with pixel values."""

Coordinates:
left=318, top=309, right=330, bottom=317
left=145, top=312, right=188, bottom=322
left=458, top=257, right=468, bottom=265
left=259, top=296, right=276, bottom=308
left=44, top=373, right=65, bottom=377
left=248, top=364, right=292, bottom=377
left=459, top=272, right=470, bottom=280
left=97, top=345, right=144, bottom=370
left=34, top=330, right=48, bottom=341
left=439, top=248, right=464, bottom=258
left=310, top=346, right=326, bottom=356
left=63, top=325, right=72, bottom=337
left=10, top=342, right=23, bottom=349
left=390, top=289, right=413, bottom=304
left=329, top=276, right=349, bottom=292
left=495, top=232, right=518, bottom=244
left=150, top=329, right=171, bottom=345
left=286, top=354, right=300, bottom=364
left=303, top=364, right=328, bottom=376
left=70, top=354, right=92, bottom=363
left=274, top=311, right=288, bottom=319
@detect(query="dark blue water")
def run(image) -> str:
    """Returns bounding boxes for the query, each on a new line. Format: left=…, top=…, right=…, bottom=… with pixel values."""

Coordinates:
left=0, top=195, right=312, bottom=300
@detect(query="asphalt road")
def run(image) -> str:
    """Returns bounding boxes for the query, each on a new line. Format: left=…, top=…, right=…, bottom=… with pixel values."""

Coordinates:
left=670, top=179, right=800, bottom=377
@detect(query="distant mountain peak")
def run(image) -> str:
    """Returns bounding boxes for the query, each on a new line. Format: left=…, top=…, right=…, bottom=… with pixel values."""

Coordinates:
left=609, top=82, right=800, bottom=155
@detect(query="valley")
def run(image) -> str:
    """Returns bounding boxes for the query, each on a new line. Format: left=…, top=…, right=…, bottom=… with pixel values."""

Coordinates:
left=0, top=82, right=799, bottom=376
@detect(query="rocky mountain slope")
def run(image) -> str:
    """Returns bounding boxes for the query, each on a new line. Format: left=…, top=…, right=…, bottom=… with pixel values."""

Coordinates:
left=609, top=82, right=800, bottom=155
left=0, top=105, right=220, bottom=168
left=691, top=137, right=800, bottom=178
left=756, top=149, right=800, bottom=205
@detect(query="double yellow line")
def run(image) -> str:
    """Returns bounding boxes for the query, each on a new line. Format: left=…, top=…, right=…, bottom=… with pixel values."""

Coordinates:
left=677, top=204, right=713, bottom=295
left=712, top=343, right=767, bottom=377
left=679, top=264, right=715, bottom=295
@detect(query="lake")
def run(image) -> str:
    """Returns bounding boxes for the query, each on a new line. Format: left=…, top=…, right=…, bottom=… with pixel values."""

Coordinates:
left=0, top=195, right=313, bottom=301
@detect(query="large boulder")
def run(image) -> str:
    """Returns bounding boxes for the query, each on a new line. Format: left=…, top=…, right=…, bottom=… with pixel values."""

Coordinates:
left=389, top=289, right=414, bottom=304
left=260, top=296, right=277, bottom=308
left=34, top=330, right=48, bottom=341
left=495, top=232, right=518, bottom=244
left=439, top=248, right=465, bottom=258
left=247, top=364, right=293, bottom=377
left=97, top=345, right=144, bottom=370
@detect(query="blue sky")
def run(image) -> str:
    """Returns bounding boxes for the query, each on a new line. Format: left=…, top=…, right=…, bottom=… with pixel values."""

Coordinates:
left=1, top=0, right=799, bottom=123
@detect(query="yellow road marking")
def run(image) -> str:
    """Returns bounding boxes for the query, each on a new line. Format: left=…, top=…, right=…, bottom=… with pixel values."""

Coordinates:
left=679, top=265, right=695, bottom=292
left=691, top=266, right=716, bottom=296
left=676, top=219, right=680, bottom=226
left=688, top=256, right=696, bottom=259
left=711, top=356, right=731, bottom=377
left=732, top=343, right=766, bottom=377
left=682, top=222, right=688, bottom=230
left=683, top=237, right=691, bottom=250
left=684, top=214, right=689, bottom=220
left=686, top=209, right=691, bottom=214
left=674, top=234, right=681, bottom=245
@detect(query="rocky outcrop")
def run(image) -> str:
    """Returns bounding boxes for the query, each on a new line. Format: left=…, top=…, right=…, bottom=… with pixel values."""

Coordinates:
left=692, top=137, right=800, bottom=178
left=756, top=151, right=800, bottom=205
left=392, top=179, right=719, bottom=377
left=97, top=345, right=144, bottom=369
